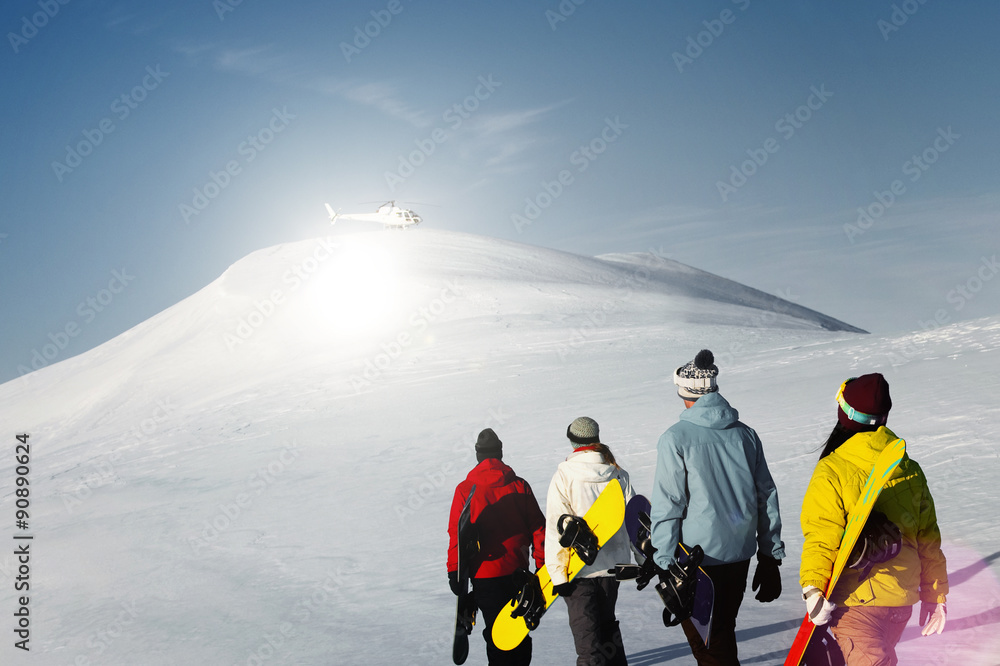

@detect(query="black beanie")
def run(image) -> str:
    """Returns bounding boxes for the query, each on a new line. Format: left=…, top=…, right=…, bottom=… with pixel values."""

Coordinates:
left=476, top=428, right=503, bottom=461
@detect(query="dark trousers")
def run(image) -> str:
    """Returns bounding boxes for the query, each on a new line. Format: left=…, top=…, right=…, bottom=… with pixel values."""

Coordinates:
left=473, top=575, right=533, bottom=665
left=681, top=559, right=750, bottom=666
left=562, top=576, right=628, bottom=666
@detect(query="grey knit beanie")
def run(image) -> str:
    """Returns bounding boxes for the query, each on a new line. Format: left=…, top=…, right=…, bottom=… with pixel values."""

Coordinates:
left=567, top=416, right=600, bottom=445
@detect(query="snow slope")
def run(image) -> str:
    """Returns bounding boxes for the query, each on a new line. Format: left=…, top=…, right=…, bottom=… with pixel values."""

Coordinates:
left=0, top=229, right=997, bottom=665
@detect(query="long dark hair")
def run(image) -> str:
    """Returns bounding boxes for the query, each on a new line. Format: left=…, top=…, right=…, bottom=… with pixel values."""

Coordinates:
left=594, top=443, right=618, bottom=468
left=819, top=423, right=854, bottom=460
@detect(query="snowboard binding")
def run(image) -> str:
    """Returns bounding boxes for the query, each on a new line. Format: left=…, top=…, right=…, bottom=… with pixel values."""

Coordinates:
left=847, top=510, right=902, bottom=581
left=612, top=529, right=659, bottom=589
left=558, top=514, right=599, bottom=566
left=613, top=552, right=660, bottom=590
left=510, top=569, right=545, bottom=630
left=632, top=519, right=659, bottom=590
left=656, top=544, right=705, bottom=627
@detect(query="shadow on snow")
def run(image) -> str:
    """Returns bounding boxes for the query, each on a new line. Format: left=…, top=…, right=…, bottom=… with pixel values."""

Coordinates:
left=626, top=617, right=802, bottom=665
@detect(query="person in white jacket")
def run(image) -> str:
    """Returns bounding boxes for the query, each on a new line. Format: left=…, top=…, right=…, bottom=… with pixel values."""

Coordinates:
left=545, top=416, right=636, bottom=666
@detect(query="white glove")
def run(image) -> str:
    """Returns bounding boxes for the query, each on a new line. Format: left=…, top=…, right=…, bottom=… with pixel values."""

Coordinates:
left=803, top=586, right=836, bottom=626
left=919, top=601, right=947, bottom=636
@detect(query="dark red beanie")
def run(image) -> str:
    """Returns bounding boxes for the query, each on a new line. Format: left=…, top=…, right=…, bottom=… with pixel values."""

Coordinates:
left=837, top=373, right=892, bottom=431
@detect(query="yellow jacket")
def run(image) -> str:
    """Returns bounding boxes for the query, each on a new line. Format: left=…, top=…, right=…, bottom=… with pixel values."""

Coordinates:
left=800, top=427, right=948, bottom=607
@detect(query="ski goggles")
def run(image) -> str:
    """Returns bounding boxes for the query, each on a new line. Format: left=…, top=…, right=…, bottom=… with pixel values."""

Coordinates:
left=836, top=377, right=888, bottom=426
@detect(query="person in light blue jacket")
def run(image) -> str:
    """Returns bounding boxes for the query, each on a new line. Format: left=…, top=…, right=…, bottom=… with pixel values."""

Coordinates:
left=650, top=349, right=785, bottom=666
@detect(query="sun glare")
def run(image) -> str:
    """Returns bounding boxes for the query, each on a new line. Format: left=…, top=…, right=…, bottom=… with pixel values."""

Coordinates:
left=299, top=239, right=401, bottom=336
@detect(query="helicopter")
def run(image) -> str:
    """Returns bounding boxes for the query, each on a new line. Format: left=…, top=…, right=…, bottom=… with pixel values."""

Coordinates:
left=325, top=201, right=422, bottom=229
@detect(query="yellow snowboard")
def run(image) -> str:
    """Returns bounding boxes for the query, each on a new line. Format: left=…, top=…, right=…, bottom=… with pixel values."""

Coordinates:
left=491, top=479, right=626, bottom=651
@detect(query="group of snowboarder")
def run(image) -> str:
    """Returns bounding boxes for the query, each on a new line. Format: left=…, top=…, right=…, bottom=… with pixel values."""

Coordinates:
left=447, top=349, right=949, bottom=666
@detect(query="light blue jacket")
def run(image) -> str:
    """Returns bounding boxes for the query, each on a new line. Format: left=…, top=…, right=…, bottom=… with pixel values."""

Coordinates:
left=650, top=392, right=785, bottom=568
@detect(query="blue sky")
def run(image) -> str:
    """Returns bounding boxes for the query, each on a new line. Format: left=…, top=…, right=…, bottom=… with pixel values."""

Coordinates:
left=1, top=0, right=998, bottom=384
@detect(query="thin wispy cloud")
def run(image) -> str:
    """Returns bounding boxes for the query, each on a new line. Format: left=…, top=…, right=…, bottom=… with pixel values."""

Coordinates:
left=480, top=138, right=540, bottom=168
left=169, top=41, right=431, bottom=128
left=338, top=81, right=433, bottom=127
left=172, top=42, right=217, bottom=61
left=452, top=102, right=567, bottom=174
left=213, top=46, right=285, bottom=77
left=300, top=76, right=432, bottom=127
left=472, top=102, right=569, bottom=136
left=104, top=5, right=163, bottom=36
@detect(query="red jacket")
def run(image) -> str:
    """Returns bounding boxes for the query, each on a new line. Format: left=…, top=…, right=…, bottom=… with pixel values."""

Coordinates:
left=447, top=458, right=545, bottom=578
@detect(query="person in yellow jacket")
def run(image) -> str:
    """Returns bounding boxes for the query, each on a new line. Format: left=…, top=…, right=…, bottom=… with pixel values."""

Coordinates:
left=800, top=373, right=948, bottom=665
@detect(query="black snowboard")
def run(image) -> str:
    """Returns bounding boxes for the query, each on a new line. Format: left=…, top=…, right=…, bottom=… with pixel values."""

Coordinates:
left=453, top=486, right=478, bottom=664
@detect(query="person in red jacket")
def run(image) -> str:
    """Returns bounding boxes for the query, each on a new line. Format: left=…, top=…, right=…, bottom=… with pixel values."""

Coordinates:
left=448, top=428, right=546, bottom=665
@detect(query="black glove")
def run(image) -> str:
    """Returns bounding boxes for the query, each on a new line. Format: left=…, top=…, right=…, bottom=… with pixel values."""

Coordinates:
left=634, top=558, right=660, bottom=591
left=448, top=570, right=462, bottom=596
left=752, top=554, right=782, bottom=602
left=552, top=581, right=576, bottom=597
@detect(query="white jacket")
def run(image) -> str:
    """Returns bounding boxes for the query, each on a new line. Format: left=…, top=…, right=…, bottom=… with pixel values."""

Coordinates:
left=545, top=449, right=636, bottom=585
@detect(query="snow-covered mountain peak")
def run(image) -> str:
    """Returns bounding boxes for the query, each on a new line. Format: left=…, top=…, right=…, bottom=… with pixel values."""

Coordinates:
left=2, top=230, right=999, bottom=665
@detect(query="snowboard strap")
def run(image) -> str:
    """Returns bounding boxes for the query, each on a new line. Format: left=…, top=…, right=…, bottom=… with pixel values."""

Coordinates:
left=557, top=514, right=599, bottom=566
left=656, top=544, right=705, bottom=627
left=847, top=510, right=902, bottom=581
left=509, top=569, right=545, bottom=630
